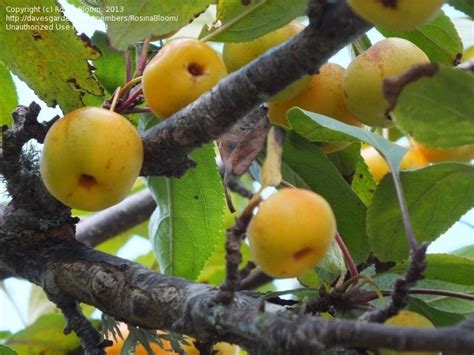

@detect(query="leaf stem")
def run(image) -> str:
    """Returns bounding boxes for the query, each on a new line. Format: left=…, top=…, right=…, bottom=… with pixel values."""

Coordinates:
left=388, top=168, right=418, bottom=252
left=362, top=288, right=474, bottom=302
left=201, top=0, right=268, bottom=43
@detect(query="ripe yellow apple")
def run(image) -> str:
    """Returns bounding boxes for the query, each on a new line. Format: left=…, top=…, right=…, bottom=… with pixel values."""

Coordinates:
left=247, top=188, right=336, bottom=278
left=223, top=21, right=310, bottom=102
left=106, top=324, right=239, bottom=355
left=142, top=38, right=227, bottom=118
left=361, top=146, right=428, bottom=182
left=40, top=107, right=143, bottom=211
left=414, top=142, right=474, bottom=163
left=344, top=38, right=430, bottom=128
left=347, top=0, right=445, bottom=31
left=379, top=310, right=437, bottom=355
left=268, top=63, right=362, bottom=153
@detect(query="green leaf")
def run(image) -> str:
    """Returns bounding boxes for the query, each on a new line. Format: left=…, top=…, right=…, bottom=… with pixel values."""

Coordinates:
left=0, top=1, right=104, bottom=113
left=408, top=297, right=466, bottom=327
left=367, top=164, right=474, bottom=262
left=288, top=109, right=407, bottom=174
left=289, top=109, right=358, bottom=144
left=200, top=0, right=307, bottom=43
left=103, top=0, right=211, bottom=50
left=393, top=65, right=474, bottom=148
left=281, top=132, right=369, bottom=263
left=413, top=279, right=474, bottom=315
left=378, top=11, right=463, bottom=65
left=0, top=345, right=17, bottom=355
left=327, top=143, right=361, bottom=179
left=0, top=331, right=12, bottom=340
left=148, top=145, right=225, bottom=280
left=448, top=0, right=474, bottom=18
left=91, top=31, right=135, bottom=94
left=452, top=245, right=474, bottom=259
left=315, top=239, right=347, bottom=284
left=6, top=314, right=81, bottom=355
left=351, top=157, right=377, bottom=206
left=0, top=63, right=17, bottom=127
left=388, top=254, right=474, bottom=285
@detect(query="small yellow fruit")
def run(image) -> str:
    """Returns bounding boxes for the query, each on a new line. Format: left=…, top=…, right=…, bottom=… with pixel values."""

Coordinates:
left=344, top=38, right=430, bottom=127
left=268, top=63, right=362, bottom=153
left=247, top=188, right=336, bottom=278
left=223, top=21, right=310, bottom=102
left=347, top=0, right=445, bottom=31
left=361, top=146, right=429, bottom=182
left=40, top=107, right=143, bottom=211
left=380, top=311, right=436, bottom=355
left=414, top=142, right=474, bottom=163
left=143, top=38, right=227, bottom=118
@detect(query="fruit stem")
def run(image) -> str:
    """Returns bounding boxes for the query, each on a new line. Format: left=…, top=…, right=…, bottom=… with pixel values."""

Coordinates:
left=335, top=232, right=359, bottom=279
left=125, top=49, right=132, bottom=83
left=201, top=0, right=268, bottom=43
left=118, top=76, right=143, bottom=98
left=109, top=86, right=122, bottom=112
left=116, top=87, right=143, bottom=113
left=136, top=38, right=151, bottom=76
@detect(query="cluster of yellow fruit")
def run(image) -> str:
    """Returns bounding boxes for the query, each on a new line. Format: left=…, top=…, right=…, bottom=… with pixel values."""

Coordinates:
left=105, top=323, right=239, bottom=355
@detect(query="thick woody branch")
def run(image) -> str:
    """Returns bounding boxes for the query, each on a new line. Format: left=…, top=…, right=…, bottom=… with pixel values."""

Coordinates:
left=1, top=235, right=473, bottom=354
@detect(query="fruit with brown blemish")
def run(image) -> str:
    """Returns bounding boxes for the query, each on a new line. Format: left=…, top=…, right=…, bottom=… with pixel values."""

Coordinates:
left=142, top=37, right=227, bottom=119
left=347, top=0, right=445, bottom=31
left=247, top=188, right=336, bottom=278
left=343, top=38, right=430, bottom=127
left=222, top=21, right=310, bottom=102
left=40, top=107, right=143, bottom=211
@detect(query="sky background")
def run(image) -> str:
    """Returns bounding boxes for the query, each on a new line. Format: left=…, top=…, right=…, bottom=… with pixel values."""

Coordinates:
left=1, top=1, right=473, bottom=333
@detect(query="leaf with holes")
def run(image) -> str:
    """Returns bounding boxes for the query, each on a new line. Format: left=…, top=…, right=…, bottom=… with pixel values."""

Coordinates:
left=148, top=144, right=225, bottom=280
left=367, top=164, right=474, bottom=262
left=0, top=1, right=103, bottom=113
